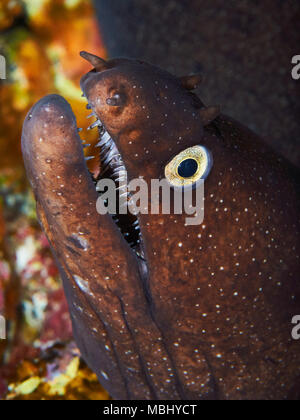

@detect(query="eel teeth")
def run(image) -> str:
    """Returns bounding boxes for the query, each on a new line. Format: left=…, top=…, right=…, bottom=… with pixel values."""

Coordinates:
left=95, top=141, right=104, bottom=148
left=98, top=162, right=112, bottom=177
left=119, top=191, right=129, bottom=198
left=116, top=186, right=128, bottom=193
left=114, top=168, right=127, bottom=175
left=99, top=125, right=106, bottom=135
left=102, top=150, right=121, bottom=166
left=115, top=176, right=126, bottom=182
left=88, top=120, right=102, bottom=130
left=95, top=132, right=111, bottom=147
left=100, top=141, right=114, bottom=153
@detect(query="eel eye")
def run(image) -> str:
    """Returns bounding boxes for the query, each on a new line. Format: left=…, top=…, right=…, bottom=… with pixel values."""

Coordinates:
left=165, top=145, right=213, bottom=188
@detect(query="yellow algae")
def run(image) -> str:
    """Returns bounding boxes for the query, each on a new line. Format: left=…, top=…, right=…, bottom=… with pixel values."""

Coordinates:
left=22, top=0, right=49, bottom=18
left=54, top=68, right=85, bottom=102
left=66, top=356, right=80, bottom=379
left=65, top=0, right=81, bottom=9
left=48, top=357, right=80, bottom=396
left=14, top=377, right=41, bottom=395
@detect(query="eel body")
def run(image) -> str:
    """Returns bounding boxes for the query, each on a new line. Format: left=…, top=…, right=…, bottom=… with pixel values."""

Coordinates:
left=21, top=53, right=300, bottom=400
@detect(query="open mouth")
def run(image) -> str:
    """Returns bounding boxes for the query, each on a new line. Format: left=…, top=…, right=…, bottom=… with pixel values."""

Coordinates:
left=83, top=99, right=146, bottom=262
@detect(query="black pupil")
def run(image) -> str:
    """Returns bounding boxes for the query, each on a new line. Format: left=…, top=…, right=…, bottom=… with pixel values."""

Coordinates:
left=177, top=159, right=198, bottom=178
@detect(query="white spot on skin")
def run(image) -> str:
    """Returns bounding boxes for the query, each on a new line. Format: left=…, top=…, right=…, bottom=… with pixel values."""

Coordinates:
left=71, top=233, right=90, bottom=251
left=74, top=275, right=94, bottom=297
left=101, top=370, right=109, bottom=380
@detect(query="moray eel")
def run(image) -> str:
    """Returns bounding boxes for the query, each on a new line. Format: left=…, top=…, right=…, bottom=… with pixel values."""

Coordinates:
left=21, top=52, right=300, bottom=400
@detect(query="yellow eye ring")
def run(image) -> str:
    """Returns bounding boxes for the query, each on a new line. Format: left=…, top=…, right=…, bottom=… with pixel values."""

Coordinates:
left=165, top=145, right=213, bottom=188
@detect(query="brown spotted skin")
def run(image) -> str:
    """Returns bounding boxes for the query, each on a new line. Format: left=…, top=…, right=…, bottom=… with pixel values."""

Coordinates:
left=21, top=56, right=300, bottom=400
